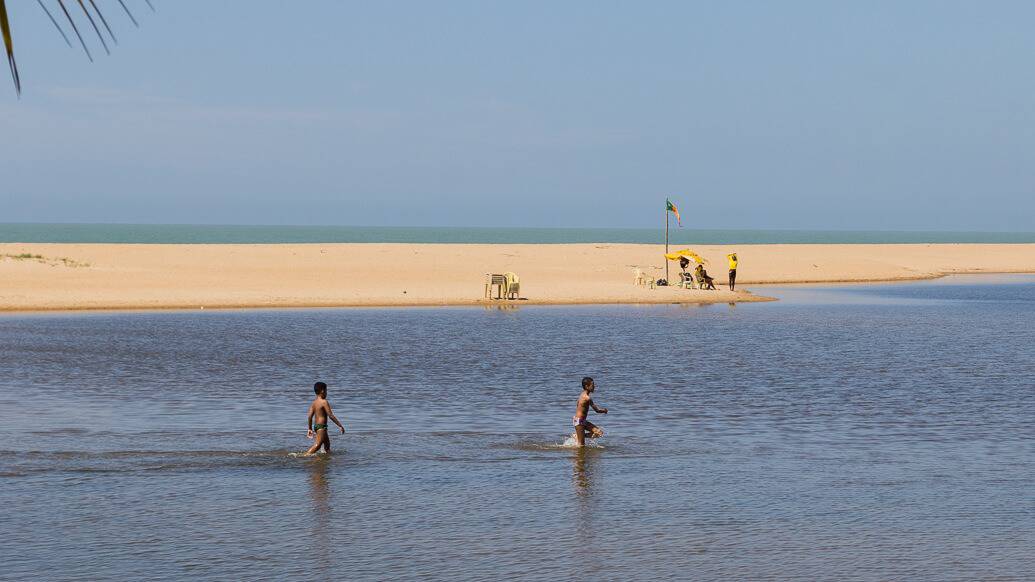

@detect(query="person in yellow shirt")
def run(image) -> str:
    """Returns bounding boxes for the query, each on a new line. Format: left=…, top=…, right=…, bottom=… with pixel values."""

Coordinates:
left=727, top=253, right=739, bottom=291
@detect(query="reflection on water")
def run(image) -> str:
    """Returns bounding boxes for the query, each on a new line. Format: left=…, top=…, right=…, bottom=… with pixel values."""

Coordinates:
left=571, top=448, right=596, bottom=498
left=483, top=303, right=520, bottom=312
left=571, top=447, right=602, bottom=571
left=308, top=456, right=332, bottom=578
left=1, top=275, right=1033, bottom=580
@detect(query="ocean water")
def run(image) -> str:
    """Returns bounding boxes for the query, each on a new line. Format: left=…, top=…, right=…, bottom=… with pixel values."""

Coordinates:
left=1, top=276, right=1033, bottom=581
left=3, top=222, right=1035, bottom=244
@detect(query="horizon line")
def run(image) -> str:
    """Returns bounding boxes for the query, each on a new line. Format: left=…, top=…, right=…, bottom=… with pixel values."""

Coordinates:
left=3, top=222, right=1034, bottom=235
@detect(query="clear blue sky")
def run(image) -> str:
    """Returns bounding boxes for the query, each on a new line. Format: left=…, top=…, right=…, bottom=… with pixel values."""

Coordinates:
left=2, top=0, right=1034, bottom=230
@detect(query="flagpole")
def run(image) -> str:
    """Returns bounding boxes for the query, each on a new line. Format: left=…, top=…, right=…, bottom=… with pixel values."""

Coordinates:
left=665, top=204, right=670, bottom=282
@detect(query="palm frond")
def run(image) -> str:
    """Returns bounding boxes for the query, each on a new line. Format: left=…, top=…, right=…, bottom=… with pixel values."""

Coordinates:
left=37, top=0, right=73, bottom=48
left=5, top=1, right=153, bottom=94
left=57, top=0, right=94, bottom=62
left=75, top=0, right=110, bottom=55
left=116, top=0, right=138, bottom=27
left=87, top=0, right=118, bottom=45
left=0, top=0, right=19, bottom=96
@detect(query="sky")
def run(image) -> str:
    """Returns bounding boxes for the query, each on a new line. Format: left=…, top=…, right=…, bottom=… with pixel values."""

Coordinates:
left=2, top=0, right=1034, bottom=230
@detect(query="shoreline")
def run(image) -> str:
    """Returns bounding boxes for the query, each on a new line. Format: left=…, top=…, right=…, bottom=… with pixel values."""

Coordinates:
left=0, top=292, right=773, bottom=314
left=2, top=242, right=1033, bottom=313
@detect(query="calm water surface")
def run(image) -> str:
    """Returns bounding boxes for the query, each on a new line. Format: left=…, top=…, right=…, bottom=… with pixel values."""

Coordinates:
left=2, top=276, right=1033, bottom=580
left=3, top=222, right=1035, bottom=244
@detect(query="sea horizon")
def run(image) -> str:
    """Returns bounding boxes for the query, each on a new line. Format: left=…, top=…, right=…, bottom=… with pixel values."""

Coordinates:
left=3, top=223, right=1035, bottom=245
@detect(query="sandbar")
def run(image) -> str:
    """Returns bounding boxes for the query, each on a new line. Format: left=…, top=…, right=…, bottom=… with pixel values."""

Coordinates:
left=1, top=243, right=1033, bottom=312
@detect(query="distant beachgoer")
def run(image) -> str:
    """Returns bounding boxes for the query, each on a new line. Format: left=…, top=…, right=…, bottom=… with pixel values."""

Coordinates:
left=727, top=253, right=738, bottom=291
left=305, top=382, right=345, bottom=455
left=695, top=264, right=716, bottom=290
left=678, top=256, right=694, bottom=287
left=572, top=376, right=608, bottom=446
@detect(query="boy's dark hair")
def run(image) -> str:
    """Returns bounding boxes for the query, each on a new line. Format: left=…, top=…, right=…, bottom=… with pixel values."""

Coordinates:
left=582, top=377, right=594, bottom=388
left=314, top=381, right=327, bottom=394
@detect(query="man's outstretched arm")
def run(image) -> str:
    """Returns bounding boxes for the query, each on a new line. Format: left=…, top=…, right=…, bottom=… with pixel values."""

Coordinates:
left=328, top=404, right=346, bottom=434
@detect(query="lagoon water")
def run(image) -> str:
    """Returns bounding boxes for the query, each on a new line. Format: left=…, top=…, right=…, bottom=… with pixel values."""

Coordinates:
left=2, top=276, right=1033, bottom=580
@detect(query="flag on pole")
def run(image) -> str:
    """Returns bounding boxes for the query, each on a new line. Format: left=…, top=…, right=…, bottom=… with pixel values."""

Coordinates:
left=666, top=199, right=681, bottom=226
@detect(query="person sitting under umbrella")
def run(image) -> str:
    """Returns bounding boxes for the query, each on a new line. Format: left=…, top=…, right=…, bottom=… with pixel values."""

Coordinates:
left=678, top=256, right=696, bottom=288
left=695, top=263, right=716, bottom=290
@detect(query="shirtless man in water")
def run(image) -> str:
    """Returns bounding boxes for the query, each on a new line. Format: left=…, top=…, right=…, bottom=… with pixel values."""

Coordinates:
left=572, top=376, right=608, bottom=446
left=305, top=381, right=345, bottom=455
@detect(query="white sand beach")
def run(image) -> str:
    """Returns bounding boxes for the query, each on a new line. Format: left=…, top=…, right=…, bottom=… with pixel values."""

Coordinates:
left=1, top=243, right=1033, bottom=312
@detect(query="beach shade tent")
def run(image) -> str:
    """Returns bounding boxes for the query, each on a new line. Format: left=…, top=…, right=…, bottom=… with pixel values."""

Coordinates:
left=663, top=249, right=708, bottom=264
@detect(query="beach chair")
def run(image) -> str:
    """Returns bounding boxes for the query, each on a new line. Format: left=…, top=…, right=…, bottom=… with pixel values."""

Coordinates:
left=678, top=271, right=697, bottom=289
left=633, top=269, right=649, bottom=287
left=633, top=268, right=657, bottom=289
left=695, top=270, right=716, bottom=290
left=503, top=272, right=520, bottom=300
left=484, top=273, right=507, bottom=299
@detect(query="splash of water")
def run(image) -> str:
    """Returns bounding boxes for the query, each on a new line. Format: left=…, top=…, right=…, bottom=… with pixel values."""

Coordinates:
left=559, top=434, right=604, bottom=449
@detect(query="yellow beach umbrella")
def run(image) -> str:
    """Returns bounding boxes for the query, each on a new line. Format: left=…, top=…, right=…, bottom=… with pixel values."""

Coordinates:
left=663, top=249, right=707, bottom=264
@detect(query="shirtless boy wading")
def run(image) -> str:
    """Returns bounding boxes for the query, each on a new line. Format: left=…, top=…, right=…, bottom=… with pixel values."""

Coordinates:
left=572, top=376, right=608, bottom=446
left=305, top=382, right=345, bottom=455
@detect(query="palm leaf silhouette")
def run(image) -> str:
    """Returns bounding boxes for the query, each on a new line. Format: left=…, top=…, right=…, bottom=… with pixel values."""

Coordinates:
left=1, top=1, right=20, bottom=95
left=3, top=0, right=149, bottom=96
left=37, top=1, right=74, bottom=48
